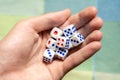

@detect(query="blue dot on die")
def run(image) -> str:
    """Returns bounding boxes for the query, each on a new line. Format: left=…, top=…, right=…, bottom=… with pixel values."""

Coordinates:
left=68, top=28, right=70, bottom=31
left=64, top=30, right=67, bottom=32
left=48, top=52, right=51, bottom=54
left=56, top=46, right=58, bottom=48
left=47, top=49, right=50, bottom=51
left=72, top=27, right=74, bottom=29
left=73, top=30, right=76, bottom=33
left=49, top=55, right=52, bottom=57
left=52, top=44, right=55, bottom=46
left=80, top=38, right=83, bottom=41
left=66, top=42, right=68, bottom=44
left=67, top=39, right=69, bottom=41
left=62, top=53, right=65, bottom=56
left=60, top=52, right=62, bottom=54
left=74, top=40, right=76, bottom=42
left=77, top=35, right=80, bottom=37
left=64, top=50, right=66, bottom=52
left=66, top=34, right=69, bottom=36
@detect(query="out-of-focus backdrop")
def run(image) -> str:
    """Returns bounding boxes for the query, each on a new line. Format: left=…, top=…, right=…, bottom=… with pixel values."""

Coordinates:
left=0, top=0, right=120, bottom=80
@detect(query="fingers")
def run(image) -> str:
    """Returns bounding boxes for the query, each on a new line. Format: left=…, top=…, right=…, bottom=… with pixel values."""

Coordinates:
left=63, top=41, right=102, bottom=73
left=62, top=29, right=102, bottom=73
left=24, top=9, right=71, bottom=32
left=60, top=6, right=97, bottom=29
left=78, top=17, right=103, bottom=38
left=82, top=30, right=102, bottom=46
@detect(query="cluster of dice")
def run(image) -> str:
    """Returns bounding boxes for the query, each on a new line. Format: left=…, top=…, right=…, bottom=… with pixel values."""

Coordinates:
left=43, top=24, right=84, bottom=63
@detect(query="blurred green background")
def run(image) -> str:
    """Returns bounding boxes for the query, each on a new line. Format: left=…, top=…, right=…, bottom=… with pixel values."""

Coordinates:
left=0, top=0, right=120, bottom=80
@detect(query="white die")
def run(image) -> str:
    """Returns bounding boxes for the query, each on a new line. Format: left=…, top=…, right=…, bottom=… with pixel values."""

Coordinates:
left=46, top=38, right=58, bottom=51
left=70, top=33, right=84, bottom=46
left=56, top=36, right=68, bottom=48
left=50, top=27, right=63, bottom=39
left=56, top=36, right=66, bottom=48
left=43, top=49, right=55, bottom=63
left=64, top=39, right=73, bottom=49
left=55, top=48, right=68, bottom=60
left=56, top=36, right=73, bottom=49
left=63, top=24, right=77, bottom=38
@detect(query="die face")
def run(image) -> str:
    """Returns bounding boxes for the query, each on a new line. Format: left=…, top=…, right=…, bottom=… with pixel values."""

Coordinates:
left=77, top=34, right=84, bottom=42
left=65, top=39, right=73, bottom=49
left=55, top=48, right=68, bottom=60
left=71, top=25, right=77, bottom=33
left=46, top=38, right=57, bottom=51
left=70, top=33, right=84, bottom=46
left=50, top=27, right=63, bottom=39
left=70, top=37, right=79, bottom=46
left=56, top=36, right=66, bottom=48
left=64, top=39, right=69, bottom=48
left=43, top=56, right=51, bottom=63
left=57, top=36, right=72, bottom=49
left=43, top=49, right=55, bottom=63
left=63, top=24, right=77, bottom=38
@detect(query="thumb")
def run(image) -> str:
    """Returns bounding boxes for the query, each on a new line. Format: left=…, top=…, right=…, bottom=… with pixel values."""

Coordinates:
left=29, top=9, right=71, bottom=32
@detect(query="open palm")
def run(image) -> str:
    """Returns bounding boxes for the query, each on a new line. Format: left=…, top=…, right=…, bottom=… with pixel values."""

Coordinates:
left=0, top=7, right=103, bottom=80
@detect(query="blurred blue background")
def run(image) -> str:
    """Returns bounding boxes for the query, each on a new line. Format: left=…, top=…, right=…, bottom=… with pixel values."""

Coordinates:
left=0, top=0, right=120, bottom=80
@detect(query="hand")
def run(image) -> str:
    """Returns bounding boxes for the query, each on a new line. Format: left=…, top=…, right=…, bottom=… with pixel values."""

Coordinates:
left=0, top=6, right=103, bottom=80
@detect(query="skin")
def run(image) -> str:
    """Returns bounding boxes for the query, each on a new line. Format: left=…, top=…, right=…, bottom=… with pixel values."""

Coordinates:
left=0, top=6, right=103, bottom=80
